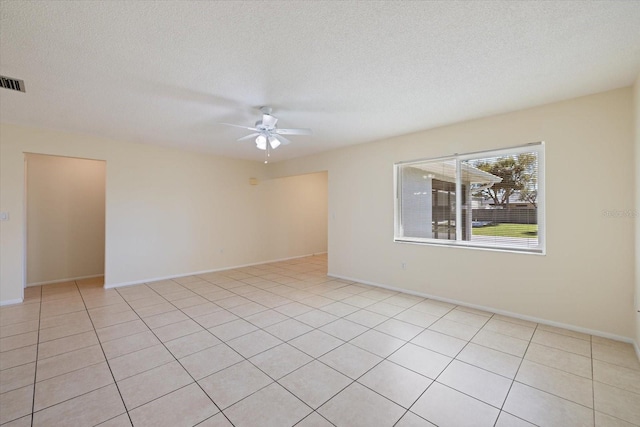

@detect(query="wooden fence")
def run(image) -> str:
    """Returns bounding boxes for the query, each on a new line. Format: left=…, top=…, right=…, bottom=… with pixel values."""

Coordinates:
left=471, top=208, right=537, bottom=224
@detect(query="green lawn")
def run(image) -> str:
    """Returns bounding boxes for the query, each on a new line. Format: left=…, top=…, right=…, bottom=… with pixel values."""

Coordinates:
left=472, top=223, right=538, bottom=238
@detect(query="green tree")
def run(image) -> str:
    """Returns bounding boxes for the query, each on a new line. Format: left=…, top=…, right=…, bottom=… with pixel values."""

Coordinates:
left=471, top=153, right=537, bottom=208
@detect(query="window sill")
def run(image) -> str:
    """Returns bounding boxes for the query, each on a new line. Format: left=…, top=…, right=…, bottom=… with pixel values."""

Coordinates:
left=393, top=238, right=545, bottom=255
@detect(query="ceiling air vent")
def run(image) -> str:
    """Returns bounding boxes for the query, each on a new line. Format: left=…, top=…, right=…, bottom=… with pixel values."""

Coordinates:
left=0, top=75, right=25, bottom=93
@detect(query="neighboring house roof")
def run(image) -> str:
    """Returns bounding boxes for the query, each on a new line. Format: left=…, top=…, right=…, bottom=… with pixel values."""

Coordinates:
left=410, top=160, right=503, bottom=185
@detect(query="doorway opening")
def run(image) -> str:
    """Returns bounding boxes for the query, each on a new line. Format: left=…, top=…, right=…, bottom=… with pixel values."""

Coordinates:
left=25, top=153, right=106, bottom=287
left=263, top=171, right=328, bottom=262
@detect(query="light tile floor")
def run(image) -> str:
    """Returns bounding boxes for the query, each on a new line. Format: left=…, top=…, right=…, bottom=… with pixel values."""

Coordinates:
left=1, top=254, right=639, bottom=426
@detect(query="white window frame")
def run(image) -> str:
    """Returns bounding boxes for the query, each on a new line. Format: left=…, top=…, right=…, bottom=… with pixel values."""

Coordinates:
left=394, top=142, right=545, bottom=254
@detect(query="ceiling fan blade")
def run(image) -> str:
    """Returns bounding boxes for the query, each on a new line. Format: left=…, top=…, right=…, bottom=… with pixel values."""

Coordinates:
left=276, top=128, right=312, bottom=135
left=262, top=114, right=278, bottom=128
left=236, top=133, right=260, bottom=142
left=274, top=134, right=291, bottom=146
left=220, top=123, right=259, bottom=131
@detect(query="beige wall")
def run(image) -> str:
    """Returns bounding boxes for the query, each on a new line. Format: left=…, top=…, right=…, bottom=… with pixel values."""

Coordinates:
left=270, top=87, right=637, bottom=340
left=0, top=124, right=327, bottom=303
left=261, top=172, right=328, bottom=260
left=26, top=154, right=106, bottom=284
left=634, top=73, right=640, bottom=349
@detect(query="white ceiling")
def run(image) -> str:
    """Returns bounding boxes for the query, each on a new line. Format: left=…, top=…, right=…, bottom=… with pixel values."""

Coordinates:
left=1, top=1, right=639, bottom=162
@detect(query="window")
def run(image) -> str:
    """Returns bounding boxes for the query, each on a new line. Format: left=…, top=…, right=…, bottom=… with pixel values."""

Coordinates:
left=394, top=143, right=544, bottom=253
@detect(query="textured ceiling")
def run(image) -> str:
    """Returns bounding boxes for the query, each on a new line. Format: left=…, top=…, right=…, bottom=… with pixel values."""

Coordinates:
left=1, top=1, right=639, bottom=162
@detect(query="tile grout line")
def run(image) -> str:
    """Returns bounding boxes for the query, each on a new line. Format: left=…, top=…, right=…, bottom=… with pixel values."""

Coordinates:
left=4, top=291, right=94, bottom=406
left=0, top=336, right=40, bottom=354
left=165, top=268, right=531, bottom=426
left=35, top=329, right=96, bottom=354
left=74, top=280, right=135, bottom=427
left=493, top=321, right=540, bottom=427
left=0, top=321, right=39, bottom=339
left=144, top=266, right=365, bottom=424
left=355, top=297, right=462, bottom=425
left=392, top=305, right=489, bottom=426
left=395, top=309, right=559, bottom=425
left=121, top=262, right=640, bottom=426
left=292, top=411, right=337, bottom=427
left=30, top=285, right=42, bottom=427
left=8, top=256, right=637, bottom=426
left=114, top=285, right=237, bottom=426
left=278, top=297, right=462, bottom=426
left=149, top=271, right=350, bottom=425
left=200, top=270, right=348, bottom=426
left=498, top=329, right=630, bottom=422
left=3, top=322, right=596, bottom=426
left=11, top=265, right=301, bottom=419
left=507, top=349, right=603, bottom=414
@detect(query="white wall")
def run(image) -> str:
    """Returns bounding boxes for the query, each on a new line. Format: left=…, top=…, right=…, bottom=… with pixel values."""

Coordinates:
left=26, top=154, right=106, bottom=284
left=0, top=124, right=327, bottom=303
left=270, top=87, right=637, bottom=340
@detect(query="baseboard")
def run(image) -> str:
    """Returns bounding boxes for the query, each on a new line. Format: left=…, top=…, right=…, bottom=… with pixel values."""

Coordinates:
left=105, top=253, right=322, bottom=290
left=0, top=298, right=24, bottom=306
left=329, top=273, right=636, bottom=346
left=27, top=274, right=104, bottom=287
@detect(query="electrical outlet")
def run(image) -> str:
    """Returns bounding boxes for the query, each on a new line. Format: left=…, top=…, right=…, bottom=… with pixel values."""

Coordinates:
left=0, top=212, right=8, bottom=221
left=219, top=248, right=224, bottom=254
left=401, top=262, right=406, bottom=270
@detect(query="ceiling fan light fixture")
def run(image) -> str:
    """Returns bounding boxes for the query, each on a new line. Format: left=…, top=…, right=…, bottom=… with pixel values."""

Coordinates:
left=221, top=106, right=311, bottom=153
left=255, top=134, right=267, bottom=150
left=268, top=135, right=280, bottom=149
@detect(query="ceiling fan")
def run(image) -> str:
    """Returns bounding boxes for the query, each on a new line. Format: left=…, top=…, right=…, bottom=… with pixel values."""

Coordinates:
left=221, top=107, right=312, bottom=161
